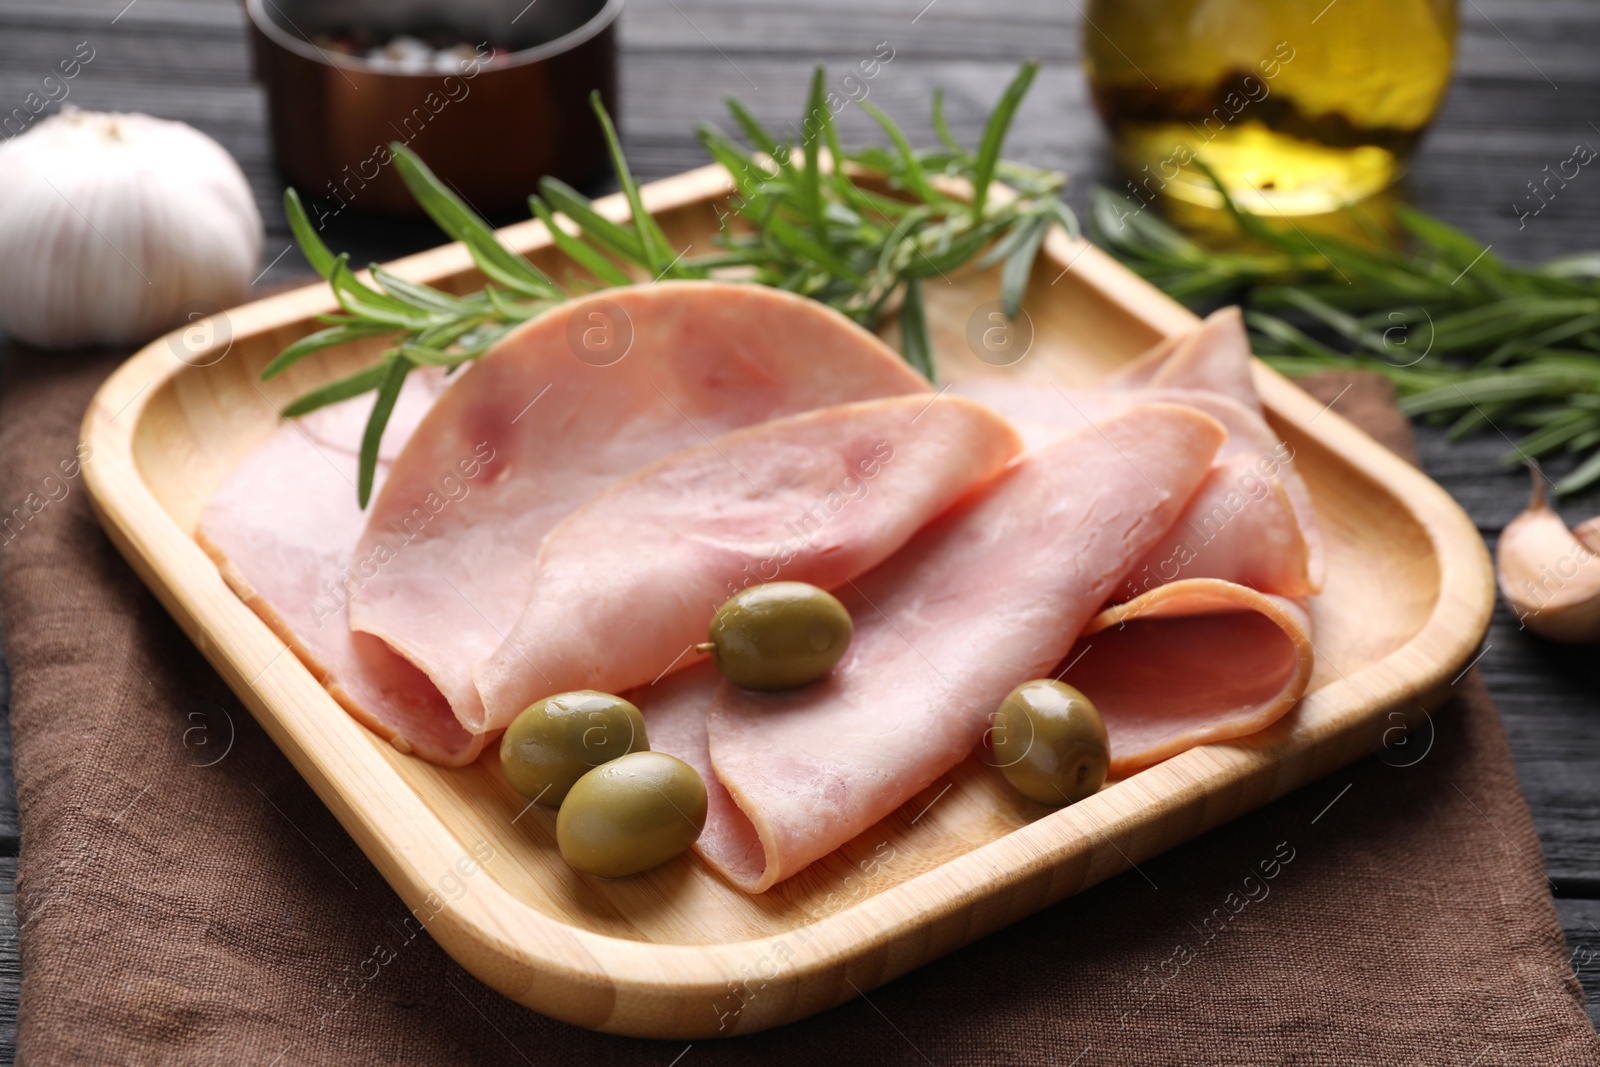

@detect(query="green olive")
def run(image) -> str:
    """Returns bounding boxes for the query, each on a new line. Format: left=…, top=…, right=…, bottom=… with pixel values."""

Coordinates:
left=556, top=751, right=708, bottom=877
left=499, top=690, right=648, bottom=806
left=700, top=582, right=853, bottom=690
left=991, top=680, right=1109, bottom=806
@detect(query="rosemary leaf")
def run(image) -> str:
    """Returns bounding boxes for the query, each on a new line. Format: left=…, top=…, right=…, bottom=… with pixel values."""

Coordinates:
left=281, top=361, right=394, bottom=418
left=1543, top=252, right=1600, bottom=279
left=589, top=91, right=680, bottom=275
left=528, top=196, right=634, bottom=287
left=930, top=87, right=970, bottom=162
left=860, top=102, right=944, bottom=208
left=537, top=178, right=651, bottom=264
left=1272, top=288, right=1391, bottom=356
left=328, top=258, right=439, bottom=329
left=370, top=266, right=487, bottom=315
left=283, top=188, right=337, bottom=279
left=1511, top=409, right=1600, bottom=463
left=412, top=315, right=491, bottom=350
left=724, top=97, right=793, bottom=179
left=397, top=343, right=494, bottom=368
left=1400, top=374, right=1576, bottom=414
left=261, top=321, right=399, bottom=379
left=801, top=68, right=830, bottom=251
left=971, top=61, right=1038, bottom=222
left=1558, top=448, right=1600, bottom=494
left=999, top=213, right=1050, bottom=318
left=975, top=210, right=1040, bottom=270
left=486, top=287, right=546, bottom=321
left=358, top=358, right=412, bottom=507
left=899, top=276, right=935, bottom=380
left=389, top=144, right=561, bottom=299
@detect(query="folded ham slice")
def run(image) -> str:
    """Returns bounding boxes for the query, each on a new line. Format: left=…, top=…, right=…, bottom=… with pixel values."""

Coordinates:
left=1110, top=306, right=1325, bottom=590
left=699, top=403, right=1228, bottom=892
left=950, top=356, right=1322, bottom=596
left=1119, top=453, right=1312, bottom=601
left=197, top=371, right=487, bottom=766
left=1107, top=307, right=1262, bottom=413
left=349, top=282, right=930, bottom=731
left=1062, top=579, right=1314, bottom=776
left=948, top=379, right=1269, bottom=459
left=475, top=395, right=1022, bottom=728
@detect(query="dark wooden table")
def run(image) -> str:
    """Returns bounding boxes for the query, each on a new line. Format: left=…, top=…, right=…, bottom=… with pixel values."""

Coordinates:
left=2, top=0, right=1599, bottom=1060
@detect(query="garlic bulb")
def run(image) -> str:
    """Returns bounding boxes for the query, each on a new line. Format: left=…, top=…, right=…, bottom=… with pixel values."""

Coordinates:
left=0, top=109, right=263, bottom=349
left=1496, top=466, right=1600, bottom=642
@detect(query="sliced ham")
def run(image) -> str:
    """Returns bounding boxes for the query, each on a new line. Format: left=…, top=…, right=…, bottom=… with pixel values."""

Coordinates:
left=475, top=395, right=1022, bottom=729
left=628, top=663, right=767, bottom=887
left=700, top=403, right=1228, bottom=892
left=950, top=372, right=1322, bottom=595
left=197, top=371, right=487, bottom=766
left=294, top=370, right=448, bottom=465
left=1061, top=578, right=1314, bottom=776
left=1118, top=453, right=1312, bottom=601
left=1108, top=307, right=1262, bottom=413
left=1106, top=332, right=1179, bottom=390
left=348, top=282, right=930, bottom=731
left=1104, top=305, right=1325, bottom=589
left=948, top=379, right=1270, bottom=458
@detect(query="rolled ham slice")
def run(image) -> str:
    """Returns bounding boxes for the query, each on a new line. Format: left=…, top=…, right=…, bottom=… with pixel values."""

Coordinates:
left=700, top=403, right=1228, bottom=892
left=197, top=371, right=487, bottom=766
left=349, top=282, right=930, bottom=731
left=1061, top=578, right=1314, bottom=776
left=475, top=395, right=1022, bottom=728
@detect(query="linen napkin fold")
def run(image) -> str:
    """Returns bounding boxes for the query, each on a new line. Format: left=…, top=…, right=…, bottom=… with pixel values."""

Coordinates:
left=1, top=348, right=1595, bottom=1066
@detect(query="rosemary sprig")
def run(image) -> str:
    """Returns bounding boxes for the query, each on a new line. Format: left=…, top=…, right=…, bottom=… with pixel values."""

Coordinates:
left=264, top=148, right=572, bottom=506
left=1091, top=180, right=1600, bottom=495
left=268, top=62, right=1073, bottom=506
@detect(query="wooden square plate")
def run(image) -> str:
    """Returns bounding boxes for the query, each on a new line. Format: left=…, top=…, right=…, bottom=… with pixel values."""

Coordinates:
left=81, top=164, right=1494, bottom=1038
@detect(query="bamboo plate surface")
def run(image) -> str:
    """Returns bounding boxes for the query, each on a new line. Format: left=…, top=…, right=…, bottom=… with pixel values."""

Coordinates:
left=81, top=164, right=1494, bottom=1038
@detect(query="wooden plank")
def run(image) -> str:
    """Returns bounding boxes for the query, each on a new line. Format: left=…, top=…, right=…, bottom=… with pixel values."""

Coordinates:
left=1558, top=898, right=1600, bottom=1027
left=0, top=631, right=13, bottom=845
left=1410, top=427, right=1600, bottom=889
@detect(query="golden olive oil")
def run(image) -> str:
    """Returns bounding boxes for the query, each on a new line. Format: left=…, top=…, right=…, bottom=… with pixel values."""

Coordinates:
left=1084, top=0, right=1458, bottom=216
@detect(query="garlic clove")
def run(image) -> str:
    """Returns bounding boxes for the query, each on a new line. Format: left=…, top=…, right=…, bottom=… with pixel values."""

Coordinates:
left=1496, top=466, right=1600, bottom=642
left=0, top=108, right=263, bottom=350
left=1573, top=515, right=1600, bottom=555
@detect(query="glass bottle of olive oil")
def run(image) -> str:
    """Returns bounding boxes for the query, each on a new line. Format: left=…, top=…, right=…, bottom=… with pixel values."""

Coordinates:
left=1084, top=0, right=1458, bottom=216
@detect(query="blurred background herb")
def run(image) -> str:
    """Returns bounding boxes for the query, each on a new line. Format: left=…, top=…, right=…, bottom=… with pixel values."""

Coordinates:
left=1093, top=179, right=1600, bottom=495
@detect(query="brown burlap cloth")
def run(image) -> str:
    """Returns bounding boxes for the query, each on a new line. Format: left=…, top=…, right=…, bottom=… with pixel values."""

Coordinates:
left=1, top=347, right=1596, bottom=1067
